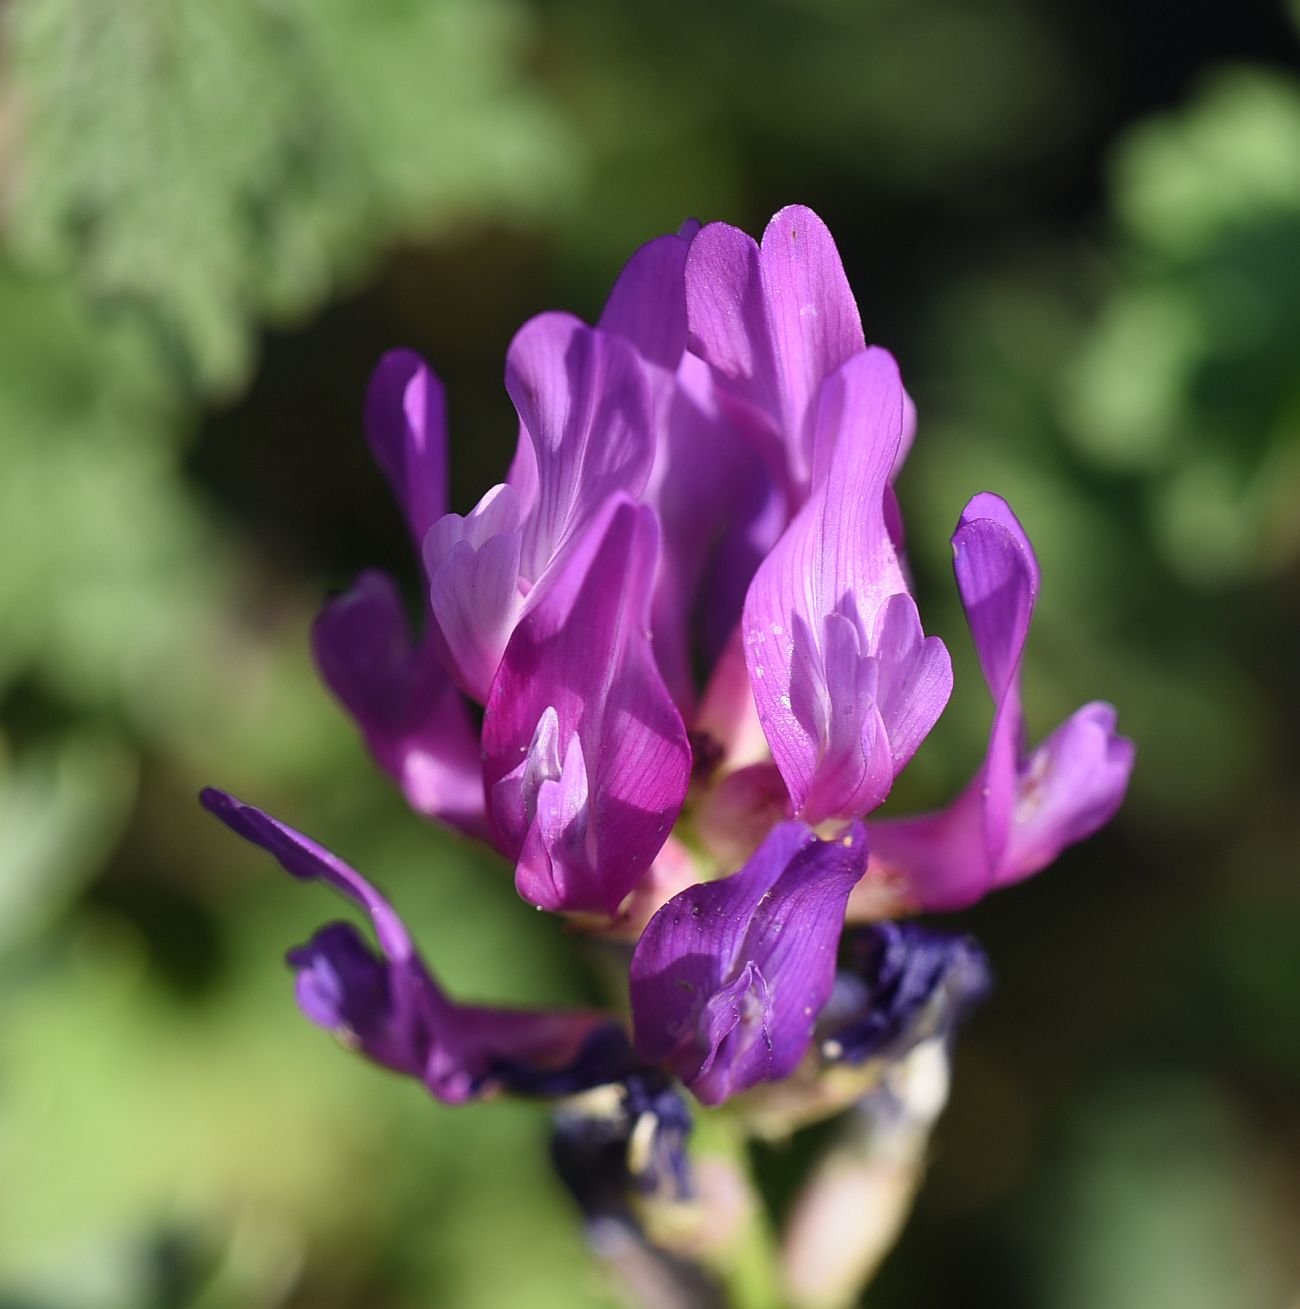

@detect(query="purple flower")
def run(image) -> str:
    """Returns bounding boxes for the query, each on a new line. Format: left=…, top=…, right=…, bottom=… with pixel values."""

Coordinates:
left=858, top=493, right=1136, bottom=913
left=740, top=349, right=952, bottom=826
left=425, top=313, right=656, bottom=704
left=201, top=788, right=622, bottom=1103
left=481, top=493, right=691, bottom=916
left=630, top=821, right=869, bottom=1104
left=204, top=204, right=1133, bottom=1157
left=312, top=352, right=485, bottom=837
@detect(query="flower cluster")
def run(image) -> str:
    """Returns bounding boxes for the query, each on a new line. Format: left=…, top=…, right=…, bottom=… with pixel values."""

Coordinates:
left=204, top=206, right=1133, bottom=1236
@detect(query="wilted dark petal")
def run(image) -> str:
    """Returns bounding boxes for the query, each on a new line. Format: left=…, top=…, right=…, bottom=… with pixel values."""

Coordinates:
left=821, top=923, right=990, bottom=1066
left=630, top=821, right=868, bottom=1106
left=743, top=350, right=951, bottom=825
left=311, top=572, right=486, bottom=837
left=864, top=495, right=1134, bottom=912
left=550, top=1071, right=709, bottom=1307
left=364, top=349, right=449, bottom=547
left=482, top=496, right=691, bottom=916
left=200, top=790, right=610, bottom=1102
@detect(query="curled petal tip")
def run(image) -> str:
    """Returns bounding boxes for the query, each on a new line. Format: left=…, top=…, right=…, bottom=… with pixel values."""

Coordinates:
left=364, top=349, right=448, bottom=545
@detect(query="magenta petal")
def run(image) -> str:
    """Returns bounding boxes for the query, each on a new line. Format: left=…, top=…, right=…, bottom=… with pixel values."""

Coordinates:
left=743, top=349, right=951, bottom=824
left=1002, top=702, right=1136, bottom=883
left=646, top=356, right=773, bottom=711
left=599, top=232, right=692, bottom=371
left=423, top=315, right=656, bottom=704
left=952, top=491, right=1040, bottom=702
left=482, top=496, right=692, bottom=916
left=630, top=821, right=868, bottom=1106
left=867, top=495, right=1134, bottom=911
left=364, top=350, right=448, bottom=546
left=312, top=572, right=486, bottom=837
left=686, top=205, right=865, bottom=492
left=202, top=789, right=414, bottom=954
left=505, top=312, right=655, bottom=580
left=200, top=790, right=608, bottom=1102
left=424, top=485, right=526, bottom=703
left=873, top=593, right=957, bottom=775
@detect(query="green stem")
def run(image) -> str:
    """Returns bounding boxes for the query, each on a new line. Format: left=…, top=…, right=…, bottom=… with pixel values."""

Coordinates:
left=691, top=1114, right=784, bottom=1309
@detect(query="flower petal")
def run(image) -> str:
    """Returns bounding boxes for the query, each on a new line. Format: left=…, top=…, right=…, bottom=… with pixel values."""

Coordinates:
left=820, top=923, right=990, bottom=1066
left=630, top=820, right=869, bottom=1105
left=311, top=572, right=486, bottom=837
left=865, top=495, right=1134, bottom=910
left=1002, top=701, right=1136, bottom=883
left=742, top=350, right=951, bottom=824
left=506, top=312, right=656, bottom=580
left=686, top=205, right=864, bottom=492
left=364, top=350, right=448, bottom=546
left=599, top=232, right=692, bottom=371
left=482, top=496, right=691, bottom=916
left=645, top=355, right=772, bottom=712
left=423, top=315, right=656, bottom=703
left=424, top=485, right=526, bottom=702
left=200, top=789, right=614, bottom=1102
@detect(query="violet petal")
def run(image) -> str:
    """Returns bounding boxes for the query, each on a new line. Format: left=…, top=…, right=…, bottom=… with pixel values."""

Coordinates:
left=364, top=349, right=449, bottom=547
left=743, top=349, right=951, bottom=824
left=867, top=495, right=1134, bottom=910
left=425, top=314, right=656, bottom=702
left=505, top=312, right=656, bottom=580
left=311, top=571, right=486, bottom=837
left=200, top=789, right=610, bottom=1102
left=686, top=205, right=864, bottom=492
left=821, top=923, right=990, bottom=1065
left=482, top=496, right=691, bottom=916
left=599, top=232, right=692, bottom=372
left=630, top=820, right=869, bottom=1105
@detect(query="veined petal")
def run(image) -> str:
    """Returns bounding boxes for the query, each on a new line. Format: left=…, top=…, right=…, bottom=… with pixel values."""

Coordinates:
left=864, top=495, right=1134, bottom=912
left=630, top=821, right=868, bottom=1106
left=424, top=485, right=526, bottom=703
left=686, top=205, right=864, bottom=492
left=873, top=593, right=956, bottom=774
left=645, top=356, right=771, bottom=712
left=743, top=350, right=951, bottom=825
left=1003, top=701, right=1136, bottom=882
left=506, top=312, right=655, bottom=581
left=599, top=232, right=692, bottom=371
left=952, top=491, right=1040, bottom=703
left=364, top=350, right=448, bottom=546
left=200, top=790, right=614, bottom=1102
left=311, top=572, right=485, bottom=837
left=482, top=497, right=691, bottom=917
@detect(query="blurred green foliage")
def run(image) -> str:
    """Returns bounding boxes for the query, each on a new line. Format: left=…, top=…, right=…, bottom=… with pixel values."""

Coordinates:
left=0, top=0, right=1297, bottom=1306
left=6, top=0, right=577, bottom=394
left=1068, top=69, right=1300, bottom=583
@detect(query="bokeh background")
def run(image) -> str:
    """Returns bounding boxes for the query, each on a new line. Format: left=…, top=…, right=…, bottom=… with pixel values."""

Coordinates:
left=2, top=2, right=1298, bottom=1305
